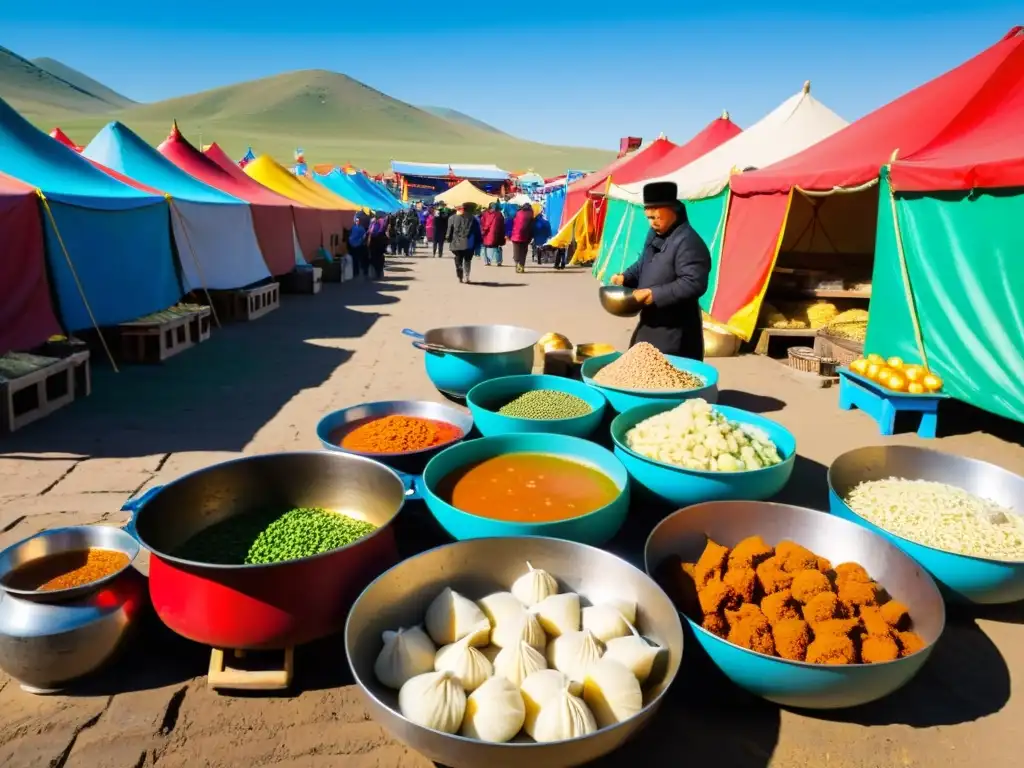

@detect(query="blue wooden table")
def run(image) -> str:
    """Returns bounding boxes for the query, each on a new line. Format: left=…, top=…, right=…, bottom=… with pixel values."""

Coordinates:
left=838, top=367, right=947, bottom=438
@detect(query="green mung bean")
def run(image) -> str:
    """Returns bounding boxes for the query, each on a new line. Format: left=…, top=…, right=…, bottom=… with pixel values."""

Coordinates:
left=497, top=389, right=593, bottom=420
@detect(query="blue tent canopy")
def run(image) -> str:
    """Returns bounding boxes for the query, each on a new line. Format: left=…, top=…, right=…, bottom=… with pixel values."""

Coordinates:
left=314, top=170, right=390, bottom=212
left=354, top=174, right=403, bottom=209
left=0, top=98, right=180, bottom=331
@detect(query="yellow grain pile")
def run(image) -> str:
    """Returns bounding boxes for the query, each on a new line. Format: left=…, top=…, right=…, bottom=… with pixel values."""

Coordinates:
left=759, top=301, right=839, bottom=330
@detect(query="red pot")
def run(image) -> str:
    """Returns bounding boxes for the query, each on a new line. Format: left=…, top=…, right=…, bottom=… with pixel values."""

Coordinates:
left=123, top=452, right=407, bottom=649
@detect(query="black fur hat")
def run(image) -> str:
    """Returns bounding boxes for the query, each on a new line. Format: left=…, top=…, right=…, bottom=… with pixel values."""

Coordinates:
left=642, top=181, right=679, bottom=207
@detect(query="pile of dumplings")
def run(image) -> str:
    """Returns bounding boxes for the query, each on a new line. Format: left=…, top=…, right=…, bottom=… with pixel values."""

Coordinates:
left=373, top=562, right=664, bottom=744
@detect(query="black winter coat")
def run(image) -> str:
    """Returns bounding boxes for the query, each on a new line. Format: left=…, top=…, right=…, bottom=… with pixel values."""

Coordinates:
left=621, top=211, right=711, bottom=360
left=445, top=212, right=477, bottom=252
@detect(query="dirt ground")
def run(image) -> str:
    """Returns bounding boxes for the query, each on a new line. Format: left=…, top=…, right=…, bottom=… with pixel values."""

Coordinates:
left=1, top=254, right=1022, bottom=768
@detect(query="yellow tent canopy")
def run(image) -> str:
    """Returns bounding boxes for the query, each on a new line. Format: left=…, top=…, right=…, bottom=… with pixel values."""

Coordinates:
left=434, top=180, right=498, bottom=209
left=245, top=155, right=357, bottom=210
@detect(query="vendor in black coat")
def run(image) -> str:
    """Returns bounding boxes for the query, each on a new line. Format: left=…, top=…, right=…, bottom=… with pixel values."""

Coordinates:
left=610, top=181, right=711, bottom=360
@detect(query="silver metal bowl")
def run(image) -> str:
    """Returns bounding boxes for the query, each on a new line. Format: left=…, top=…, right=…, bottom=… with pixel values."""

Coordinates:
left=599, top=286, right=643, bottom=318
left=345, top=537, right=684, bottom=768
left=0, top=525, right=145, bottom=692
left=410, top=325, right=542, bottom=354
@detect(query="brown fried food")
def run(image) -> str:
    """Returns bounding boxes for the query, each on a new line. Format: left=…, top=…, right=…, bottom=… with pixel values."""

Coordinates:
left=726, top=606, right=776, bottom=656
left=702, top=613, right=728, bottom=638
left=880, top=600, right=911, bottom=631
left=803, top=591, right=846, bottom=624
left=858, top=605, right=891, bottom=637
left=773, top=618, right=811, bottom=661
left=806, top=633, right=857, bottom=665
left=775, top=541, right=819, bottom=573
left=727, top=535, right=774, bottom=571
left=790, top=569, right=832, bottom=604
left=723, top=566, right=757, bottom=603
left=698, top=577, right=741, bottom=615
left=861, top=632, right=900, bottom=663
left=812, top=618, right=861, bottom=639
left=756, top=558, right=794, bottom=594
left=897, top=631, right=927, bottom=657
left=834, top=562, right=871, bottom=584
left=694, top=539, right=729, bottom=588
left=760, top=589, right=801, bottom=625
left=837, top=579, right=882, bottom=610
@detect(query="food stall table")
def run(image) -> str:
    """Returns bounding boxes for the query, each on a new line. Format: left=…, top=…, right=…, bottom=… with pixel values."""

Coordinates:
left=838, top=367, right=947, bottom=438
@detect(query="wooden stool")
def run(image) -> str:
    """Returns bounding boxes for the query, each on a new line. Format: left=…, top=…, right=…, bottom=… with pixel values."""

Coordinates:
left=838, top=368, right=946, bottom=438
left=207, top=647, right=294, bottom=692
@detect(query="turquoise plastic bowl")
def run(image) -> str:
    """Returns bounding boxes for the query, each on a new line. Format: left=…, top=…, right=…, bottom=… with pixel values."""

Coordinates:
left=581, top=352, right=719, bottom=413
left=466, top=374, right=607, bottom=439
left=418, top=433, right=630, bottom=546
left=610, top=401, right=796, bottom=506
left=829, top=445, right=1024, bottom=605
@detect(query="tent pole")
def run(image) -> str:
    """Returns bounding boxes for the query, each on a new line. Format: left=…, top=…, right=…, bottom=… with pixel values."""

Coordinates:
left=37, top=192, right=119, bottom=373
left=169, top=199, right=222, bottom=330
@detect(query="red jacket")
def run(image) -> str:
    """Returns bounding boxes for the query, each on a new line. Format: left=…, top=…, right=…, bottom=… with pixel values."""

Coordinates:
left=480, top=208, right=506, bottom=247
left=511, top=208, right=535, bottom=243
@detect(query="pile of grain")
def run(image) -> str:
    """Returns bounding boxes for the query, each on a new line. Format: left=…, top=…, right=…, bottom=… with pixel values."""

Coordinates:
left=593, top=342, right=704, bottom=391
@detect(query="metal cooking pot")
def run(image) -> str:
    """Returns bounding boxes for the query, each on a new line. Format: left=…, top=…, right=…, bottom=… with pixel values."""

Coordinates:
left=0, top=525, right=146, bottom=692
left=121, top=452, right=407, bottom=650
left=403, top=325, right=541, bottom=398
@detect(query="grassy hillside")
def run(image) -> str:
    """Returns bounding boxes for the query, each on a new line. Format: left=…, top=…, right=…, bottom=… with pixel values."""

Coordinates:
left=420, top=106, right=506, bottom=135
left=0, top=46, right=114, bottom=117
left=32, top=57, right=135, bottom=108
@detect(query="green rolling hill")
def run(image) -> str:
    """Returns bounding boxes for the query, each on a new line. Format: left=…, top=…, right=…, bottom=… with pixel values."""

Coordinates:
left=32, top=56, right=136, bottom=109
left=419, top=106, right=507, bottom=135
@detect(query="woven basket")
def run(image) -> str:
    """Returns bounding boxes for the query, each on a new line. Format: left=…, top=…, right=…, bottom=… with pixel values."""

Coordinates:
left=788, top=346, right=839, bottom=377
left=815, top=332, right=862, bottom=366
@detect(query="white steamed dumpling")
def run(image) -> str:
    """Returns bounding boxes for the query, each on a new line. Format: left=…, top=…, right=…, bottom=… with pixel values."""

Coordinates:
left=521, top=669, right=581, bottom=738
left=434, top=634, right=493, bottom=692
left=582, top=657, right=643, bottom=729
left=532, top=592, right=581, bottom=638
left=511, top=562, right=559, bottom=607
left=460, top=676, right=526, bottom=743
left=425, top=587, right=491, bottom=647
left=603, top=597, right=637, bottom=626
left=494, top=640, right=547, bottom=687
left=491, top=609, right=546, bottom=651
left=546, top=629, right=604, bottom=683
left=398, top=670, right=467, bottom=734
left=603, top=627, right=662, bottom=684
left=374, top=626, right=436, bottom=690
left=478, top=591, right=525, bottom=631
left=533, top=683, right=598, bottom=742
left=582, top=604, right=632, bottom=644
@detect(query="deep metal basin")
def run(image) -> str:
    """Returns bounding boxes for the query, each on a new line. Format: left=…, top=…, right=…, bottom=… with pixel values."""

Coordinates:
left=345, top=537, right=684, bottom=768
left=598, top=286, right=643, bottom=318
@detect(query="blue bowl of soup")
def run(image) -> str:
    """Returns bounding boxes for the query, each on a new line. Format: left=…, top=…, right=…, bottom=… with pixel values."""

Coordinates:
left=417, top=433, right=630, bottom=546
left=610, top=401, right=796, bottom=506
left=466, top=374, right=607, bottom=439
left=581, top=352, right=719, bottom=414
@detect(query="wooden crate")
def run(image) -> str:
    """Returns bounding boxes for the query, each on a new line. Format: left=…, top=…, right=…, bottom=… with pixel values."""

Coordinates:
left=279, top=266, right=323, bottom=295
left=119, top=313, right=195, bottom=364
left=753, top=327, right=818, bottom=356
left=0, top=353, right=76, bottom=433
left=210, top=283, right=280, bottom=322
left=188, top=306, right=213, bottom=344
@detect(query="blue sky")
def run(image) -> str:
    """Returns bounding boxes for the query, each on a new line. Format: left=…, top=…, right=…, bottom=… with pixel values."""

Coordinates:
left=3, top=2, right=1020, bottom=149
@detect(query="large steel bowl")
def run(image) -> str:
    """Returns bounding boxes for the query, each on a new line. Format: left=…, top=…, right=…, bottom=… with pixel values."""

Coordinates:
left=598, top=285, right=643, bottom=318
left=316, top=399, right=475, bottom=476
left=610, top=402, right=796, bottom=506
left=345, top=537, right=684, bottom=768
left=645, top=501, right=946, bottom=709
left=0, top=526, right=146, bottom=692
left=403, top=326, right=542, bottom=399
left=829, top=445, right=1024, bottom=604
left=581, top=352, right=719, bottom=413
left=121, top=451, right=407, bottom=649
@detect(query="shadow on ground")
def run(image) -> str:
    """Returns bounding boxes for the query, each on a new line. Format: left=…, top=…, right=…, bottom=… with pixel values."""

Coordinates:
left=1, top=283, right=396, bottom=457
left=717, top=390, right=786, bottom=414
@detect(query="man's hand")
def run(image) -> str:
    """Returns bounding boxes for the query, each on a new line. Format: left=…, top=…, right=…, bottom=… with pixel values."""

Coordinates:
left=609, top=274, right=625, bottom=286
left=633, top=288, right=654, bottom=305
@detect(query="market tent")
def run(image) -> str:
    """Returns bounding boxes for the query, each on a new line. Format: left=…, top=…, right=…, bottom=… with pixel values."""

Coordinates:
left=349, top=172, right=403, bottom=210
left=158, top=124, right=301, bottom=275
left=0, top=172, right=61, bottom=354
left=716, top=27, right=1024, bottom=341
left=597, top=86, right=848, bottom=302
left=204, top=143, right=321, bottom=260
left=49, top=127, right=82, bottom=152
left=434, top=180, right=498, bottom=208
left=314, top=169, right=395, bottom=212
left=83, top=121, right=271, bottom=292
left=866, top=34, right=1024, bottom=422
left=244, top=155, right=354, bottom=253
left=0, top=97, right=179, bottom=331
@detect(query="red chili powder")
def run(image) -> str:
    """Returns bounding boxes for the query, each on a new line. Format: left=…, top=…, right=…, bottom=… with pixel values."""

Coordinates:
left=339, top=415, right=463, bottom=454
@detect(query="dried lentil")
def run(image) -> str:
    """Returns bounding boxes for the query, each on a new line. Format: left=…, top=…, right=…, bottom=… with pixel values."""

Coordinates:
left=592, top=342, right=703, bottom=391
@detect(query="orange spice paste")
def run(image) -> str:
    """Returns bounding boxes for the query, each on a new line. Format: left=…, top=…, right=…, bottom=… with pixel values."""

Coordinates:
left=339, top=415, right=463, bottom=454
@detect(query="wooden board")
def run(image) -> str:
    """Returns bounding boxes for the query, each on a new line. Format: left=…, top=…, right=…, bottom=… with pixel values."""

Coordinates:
left=208, top=647, right=294, bottom=692
left=754, top=327, right=818, bottom=356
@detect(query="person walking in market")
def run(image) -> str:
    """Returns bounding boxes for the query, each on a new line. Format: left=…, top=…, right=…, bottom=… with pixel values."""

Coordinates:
left=367, top=213, right=389, bottom=279
left=347, top=213, right=370, bottom=278
left=400, top=207, right=419, bottom=256
left=510, top=203, right=535, bottom=273
left=432, top=206, right=450, bottom=257
left=609, top=181, right=711, bottom=360
left=446, top=202, right=480, bottom=284
left=479, top=201, right=506, bottom=266
left=532, top=211, right=553, bottom=266
left=424, top=206, right=435, bottom=249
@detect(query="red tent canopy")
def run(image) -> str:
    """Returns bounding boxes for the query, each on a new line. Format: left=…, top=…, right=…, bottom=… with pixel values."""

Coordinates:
left=157, top=124, right=299, bottom=274
left=204, top=142, right=323, bottom=261
left=0, top=172, right=61, bottom=354
left=713, top=27, right=1024, bottom=339
left=607, top=113, right=743, bottom=188
left=49, top=127, right=83, bottom=152
left=559, top=136, right=677, bottom=228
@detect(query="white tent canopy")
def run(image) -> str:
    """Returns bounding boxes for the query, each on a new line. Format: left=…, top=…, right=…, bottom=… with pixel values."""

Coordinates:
left=609, top=83, right=848, bottom=202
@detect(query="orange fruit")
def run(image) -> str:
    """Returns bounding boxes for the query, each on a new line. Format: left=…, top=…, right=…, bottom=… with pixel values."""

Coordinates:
left=867, top=353, right=884, bottom=365
left=886, top=356, right=904, bottom=369
left=908, top=382, right=926, bottom=394
left=922, top=373, right=943, bottom=392
left=877, top=367, right=894, bottom=386
left=903, top=365, right=925, bottom=383
left=850, top=358, right=868, bottom=375
left=866, top=363, right=882, bottom=380
left=887, top=373, right=908, bottom=392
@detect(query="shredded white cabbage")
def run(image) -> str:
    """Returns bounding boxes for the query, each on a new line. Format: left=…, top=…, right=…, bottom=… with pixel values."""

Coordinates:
left=845, top=478, right=1024, bottom=562
left=624, top=398, right=782, bottom=473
